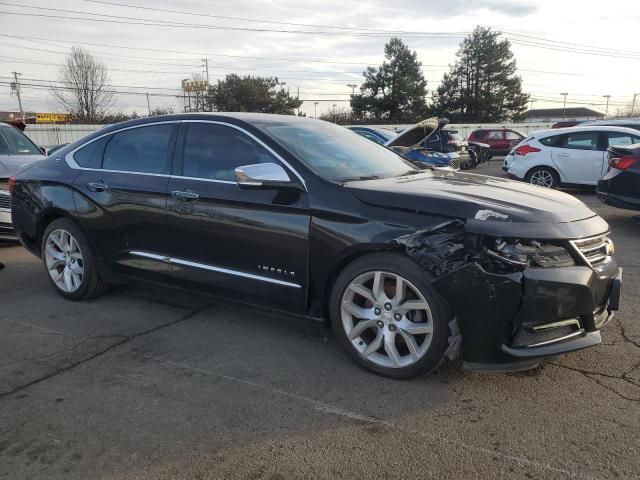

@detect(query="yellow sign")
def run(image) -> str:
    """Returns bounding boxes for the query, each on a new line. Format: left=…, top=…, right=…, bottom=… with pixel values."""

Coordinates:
left=36, top=113, right=70, bottom=123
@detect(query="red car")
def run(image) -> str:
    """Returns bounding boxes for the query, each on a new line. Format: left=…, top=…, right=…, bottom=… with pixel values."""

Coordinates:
left=468, top=128, right=526, bottom=156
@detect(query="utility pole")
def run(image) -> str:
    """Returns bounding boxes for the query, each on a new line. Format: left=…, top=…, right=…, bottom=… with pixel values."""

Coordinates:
left=202, top=58, right=209, bottom=84
left=314, top=102, right=318, bottom=118
left=11, top=72, right=24, bottom=121
left=603, top=95, right=611, bottom=118
left=146, top=93, right=151, bottom=115
left=632, top=93, right=638, bottom=117
left=560, top=93, right=568, bottom=121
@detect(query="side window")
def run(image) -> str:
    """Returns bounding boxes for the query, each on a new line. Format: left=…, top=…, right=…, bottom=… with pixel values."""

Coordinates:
left=73, top=136, right=108, bottom=168
left=539, top=135, right=561, bottom=147
left=561, top=132, right=599, bottom=150
left=486, top=131, right=503, bottom=139
left=607, top=132, right=640, bottom=148
left=505, top=131, right=521, bottom=140
left=358, top=131, right=383, bottom=144
left=103, top=124, right=175, bottom=174
left=182, top=123, right=278, bottom=181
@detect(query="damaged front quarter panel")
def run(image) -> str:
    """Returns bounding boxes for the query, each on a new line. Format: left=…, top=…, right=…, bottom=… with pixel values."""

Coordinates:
left=393, top=219, right=525, bottom=365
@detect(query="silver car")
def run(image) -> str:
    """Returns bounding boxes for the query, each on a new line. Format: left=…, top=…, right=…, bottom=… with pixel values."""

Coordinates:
left=0, top=123, right=45, bottom=240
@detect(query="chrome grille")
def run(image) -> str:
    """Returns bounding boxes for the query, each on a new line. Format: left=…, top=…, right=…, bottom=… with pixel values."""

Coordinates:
left=570, top=235, right=612, bottom=270
left=0, top=191, right=10, bottom=210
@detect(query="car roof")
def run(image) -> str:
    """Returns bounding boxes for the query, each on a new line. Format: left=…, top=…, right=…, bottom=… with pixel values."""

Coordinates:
left=581, top=118, right=640, bottom=126
left=532, top=125, right=640, bottom=137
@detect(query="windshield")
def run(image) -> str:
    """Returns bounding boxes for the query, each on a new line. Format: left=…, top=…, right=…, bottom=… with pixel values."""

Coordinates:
left=260, top=121, right=417, bottom=182
left=0, top=126, right=42, bottom=155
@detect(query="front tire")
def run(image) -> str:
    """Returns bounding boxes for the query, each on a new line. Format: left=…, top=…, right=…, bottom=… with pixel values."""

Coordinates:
left=330, top=253, right=451, bottom=379
left=525, top=166, right=559, bottom=188
left=41, top=218, right=108, bottom=300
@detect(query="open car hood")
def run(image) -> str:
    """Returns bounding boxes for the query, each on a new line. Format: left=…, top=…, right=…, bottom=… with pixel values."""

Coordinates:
left=384, top=117, right=443, bottom=148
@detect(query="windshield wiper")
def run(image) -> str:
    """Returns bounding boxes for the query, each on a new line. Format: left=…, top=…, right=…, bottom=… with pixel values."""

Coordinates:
left=340, top=174, right=381, bottom=184
left=395, top=169, right=425, bottom=177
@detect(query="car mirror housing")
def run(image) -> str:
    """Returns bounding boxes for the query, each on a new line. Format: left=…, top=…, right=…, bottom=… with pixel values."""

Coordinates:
left=235, top=162, right=297, bottom=189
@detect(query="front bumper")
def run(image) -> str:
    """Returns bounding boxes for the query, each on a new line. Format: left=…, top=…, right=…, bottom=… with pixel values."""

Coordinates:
left=433, top=260, right=622, bottom=371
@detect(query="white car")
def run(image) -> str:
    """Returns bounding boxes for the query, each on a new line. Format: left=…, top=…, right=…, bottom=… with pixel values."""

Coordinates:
left=503, top=126, right=640, bottom=188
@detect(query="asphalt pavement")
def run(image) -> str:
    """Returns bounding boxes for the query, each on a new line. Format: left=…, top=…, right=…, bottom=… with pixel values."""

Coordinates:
left=1, top=160, right=639, bottom=480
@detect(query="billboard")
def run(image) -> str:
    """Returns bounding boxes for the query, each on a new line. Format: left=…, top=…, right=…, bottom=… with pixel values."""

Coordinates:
left=36, top=113, right=70, bottom=123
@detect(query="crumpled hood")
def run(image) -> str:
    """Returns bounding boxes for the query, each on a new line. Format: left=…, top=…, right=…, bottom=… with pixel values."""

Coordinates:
left=346, top=169, right=597, bottom=224
left=0, top=154, right=44, bottom=178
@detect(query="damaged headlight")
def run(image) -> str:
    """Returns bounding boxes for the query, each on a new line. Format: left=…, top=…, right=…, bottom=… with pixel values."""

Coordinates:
left=485, top=239, right=575, bottom=270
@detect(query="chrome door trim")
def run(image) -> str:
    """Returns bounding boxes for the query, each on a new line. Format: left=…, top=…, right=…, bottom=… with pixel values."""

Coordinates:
left=63, top=119, right=308, bottom=191
left=129, top=251, right=301, bottom=289
left=64, top=120, right=181, bottom=171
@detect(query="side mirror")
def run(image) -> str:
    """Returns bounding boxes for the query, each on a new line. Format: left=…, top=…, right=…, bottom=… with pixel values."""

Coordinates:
left=40, top=146, right=47, bottom=155
left=235, top=163, right=296, bottom=189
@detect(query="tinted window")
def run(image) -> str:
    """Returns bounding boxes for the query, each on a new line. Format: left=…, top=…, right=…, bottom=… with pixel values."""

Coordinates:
left=505, top=131, right=521, bottom=140
left=562, top=132, right=599, bottom=150
left=607, top=132, right=640, bottom=147
left=358, top=131, right=385, bottom=144
left=539, top=135, right=561, bottom=147
left=182, top=123, right=277, bottom=181
left=74, top=136, right=108, bottom=168
left=487, top=131, right=503, bottom=139
left=103, top=124, right=175, bottom=174
left=0, top=126, right=41, bottom=155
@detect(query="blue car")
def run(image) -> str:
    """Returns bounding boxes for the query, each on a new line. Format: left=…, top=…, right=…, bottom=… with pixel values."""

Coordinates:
left=347, top=126, right=396, bottom=145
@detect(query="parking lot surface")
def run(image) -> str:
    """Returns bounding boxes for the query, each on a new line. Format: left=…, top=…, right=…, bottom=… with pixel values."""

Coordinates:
left=1, top=160, right=639, bottom=480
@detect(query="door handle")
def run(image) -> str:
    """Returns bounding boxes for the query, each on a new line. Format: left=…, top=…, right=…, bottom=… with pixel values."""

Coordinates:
left=556, top=153, right=570, bottom=157
left=87, top=181, right=109, bottom=192
left=171, top=190, right=199, bottom=201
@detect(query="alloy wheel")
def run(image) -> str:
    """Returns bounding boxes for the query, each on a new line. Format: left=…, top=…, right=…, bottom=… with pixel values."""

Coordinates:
left=44, top=228, right=84, bottom=293
left=340, top=271, right=434, bottom=369
left=529, top=169, right=554, bottom=187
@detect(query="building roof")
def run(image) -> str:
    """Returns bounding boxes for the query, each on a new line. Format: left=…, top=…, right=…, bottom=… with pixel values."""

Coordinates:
left=524, top=107, right=604, bottom=119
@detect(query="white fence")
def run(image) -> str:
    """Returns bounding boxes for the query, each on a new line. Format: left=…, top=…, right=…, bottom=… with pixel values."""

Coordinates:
left=23, top=124, right=105, bottom=147
left=22, top=122, right=556, bottom=147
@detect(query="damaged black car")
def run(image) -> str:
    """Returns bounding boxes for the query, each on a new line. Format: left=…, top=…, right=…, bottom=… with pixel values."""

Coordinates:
left=10, top=113, right=622, bottom=379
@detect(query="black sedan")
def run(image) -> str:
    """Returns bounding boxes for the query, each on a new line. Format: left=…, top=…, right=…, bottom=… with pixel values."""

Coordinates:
left=597, top=144, right=640, bottom=212
left=10, top=113, right=622, bottom=378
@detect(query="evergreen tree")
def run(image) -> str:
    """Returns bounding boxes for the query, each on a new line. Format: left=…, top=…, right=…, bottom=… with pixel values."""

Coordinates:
left=351, top=38, right=428, bottom=123
left=432, top=26, right=529, bottom=122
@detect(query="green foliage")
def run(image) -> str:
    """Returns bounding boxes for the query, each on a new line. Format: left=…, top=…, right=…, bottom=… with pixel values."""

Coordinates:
left=205, top=74, right=302, bottom=114
left=318, top=107, right=363, bottom=124
left=350, top=38, right=428, bottom=123
left=432, top=26, right=529, bottom=122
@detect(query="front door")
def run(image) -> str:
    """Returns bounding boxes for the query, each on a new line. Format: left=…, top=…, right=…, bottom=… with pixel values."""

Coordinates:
left=166, top=121, right=310, bottom=313
left=551, top=131, right=605, bottom=185
left=71, top=122, right=178, bottom=279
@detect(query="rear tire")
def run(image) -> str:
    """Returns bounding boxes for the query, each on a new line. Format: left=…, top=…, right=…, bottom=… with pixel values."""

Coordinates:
left=330, top=253, right=451, bottom=379
left=525, top=166, right=559, bottom=188
left=41, top=218, right=109, bottom=300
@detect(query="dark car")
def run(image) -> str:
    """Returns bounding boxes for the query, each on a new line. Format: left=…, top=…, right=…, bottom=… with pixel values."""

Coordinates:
left=468, top=128, right=526, bottom=156
left=10, top=113, right=622, bottom=379
left=597, top=143, right=640, bottom=211
left=347, top=126, right=396, bottom=145
left=422, top=127, right=467, bottom=155
left=551, top=121, right=581, bottom=129
left=581, top=119, right=640, bottom=131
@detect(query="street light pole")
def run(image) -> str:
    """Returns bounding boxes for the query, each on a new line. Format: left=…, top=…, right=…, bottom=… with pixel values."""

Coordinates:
left=632, top=93, right=638, bottom=117
left=603, top=95, right=611, bottom=118
left=314, top=102, right=318, bottom=118
left=346, top=83, right=358, bottom=96
left=560, top=93, right=568, bottom=121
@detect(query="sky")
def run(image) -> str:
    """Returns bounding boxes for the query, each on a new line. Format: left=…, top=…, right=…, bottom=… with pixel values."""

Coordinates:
left=1, top=0, right=639, bottom=118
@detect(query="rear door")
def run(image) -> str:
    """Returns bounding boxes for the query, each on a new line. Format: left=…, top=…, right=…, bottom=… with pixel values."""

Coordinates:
left=71, top=122, right=178, bottom=280
left=486, top=130, right=507, bottom=152
left=550, top=131, right=605, bottom=185
left=165, top=121, right=310, bottom=313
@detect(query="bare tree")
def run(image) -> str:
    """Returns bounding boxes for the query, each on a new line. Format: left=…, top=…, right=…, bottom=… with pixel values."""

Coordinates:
left=54, top=47, right=113, bottom=122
